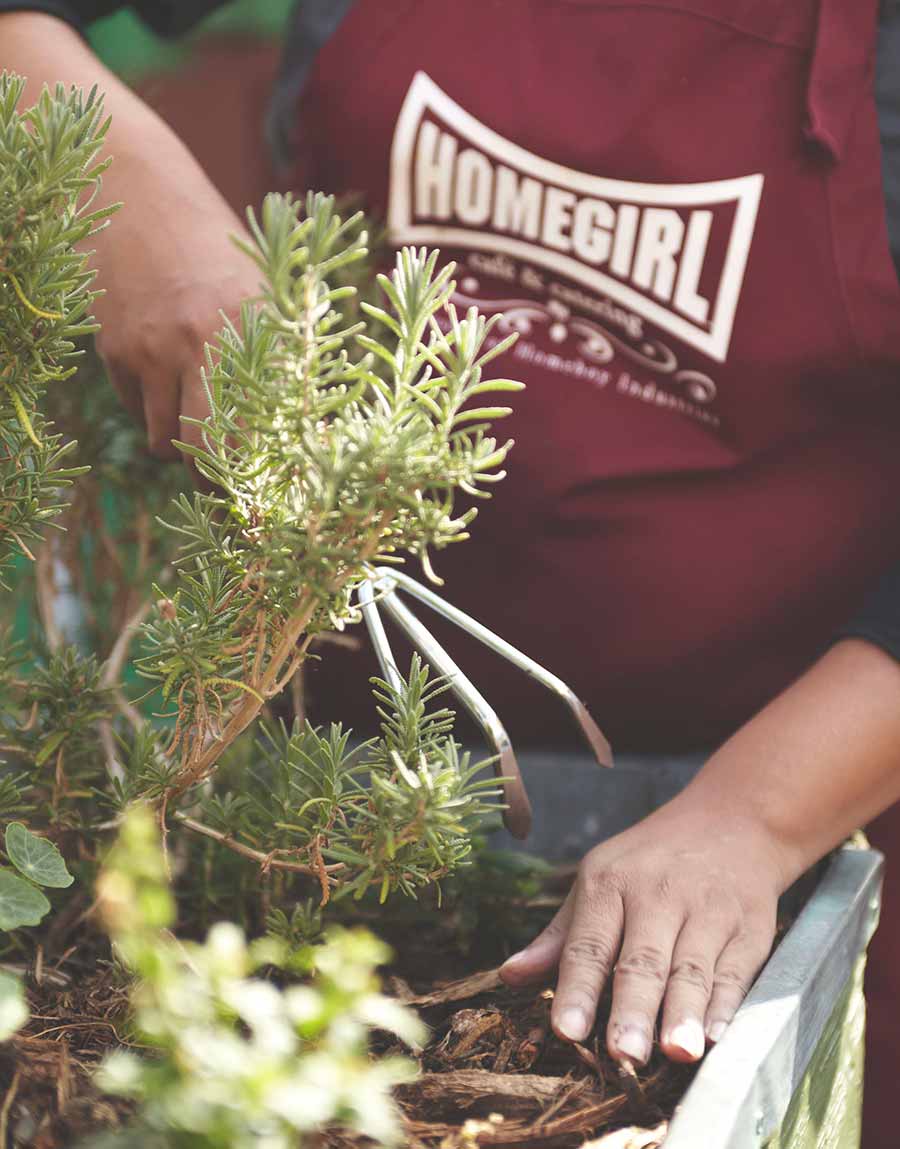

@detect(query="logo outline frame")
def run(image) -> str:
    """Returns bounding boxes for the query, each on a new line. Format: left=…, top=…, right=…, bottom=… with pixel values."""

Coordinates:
left=388, top=71, right=764, bottom=364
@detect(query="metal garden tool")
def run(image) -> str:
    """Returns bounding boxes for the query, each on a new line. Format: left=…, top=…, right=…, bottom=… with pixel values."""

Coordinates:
left=357, top=567, right=613, bottom=840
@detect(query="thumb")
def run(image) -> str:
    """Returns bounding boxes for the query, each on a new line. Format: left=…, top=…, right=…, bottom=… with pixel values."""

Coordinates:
left=500, top=892, right=574, bottom=986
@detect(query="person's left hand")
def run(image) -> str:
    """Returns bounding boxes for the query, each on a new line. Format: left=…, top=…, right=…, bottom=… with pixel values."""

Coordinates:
left=499, top=798, right=787, bottom=1064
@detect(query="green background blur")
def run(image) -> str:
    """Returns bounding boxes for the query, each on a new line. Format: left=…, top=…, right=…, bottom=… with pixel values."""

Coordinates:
left=87, top=0, right=294, bottom=76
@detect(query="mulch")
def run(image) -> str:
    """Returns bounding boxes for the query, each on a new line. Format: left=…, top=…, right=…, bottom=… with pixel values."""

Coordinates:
left=0, top=945, right=695, bottom=1149
left=385, top=967, right=695, bottom=1149
left=0, top=850, right=718, bottom=1149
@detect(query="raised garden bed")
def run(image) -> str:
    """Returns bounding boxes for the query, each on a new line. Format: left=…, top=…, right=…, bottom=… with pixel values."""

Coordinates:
left=3, top=842, right=879, bottom=1148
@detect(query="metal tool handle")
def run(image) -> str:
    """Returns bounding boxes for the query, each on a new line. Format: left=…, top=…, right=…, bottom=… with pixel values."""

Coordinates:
left=372, top=567, right=613, bottom=769
left=358, top=579, right=404, bottom=693
left=376, top=589, right=533, bottom=840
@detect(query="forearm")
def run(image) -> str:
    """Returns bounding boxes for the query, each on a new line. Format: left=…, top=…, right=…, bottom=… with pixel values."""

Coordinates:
left=1, top=12, right=224, bottom=209
left=2, top=10, right=258, bottom=456
left=669, top=637, right=900, bottom=886
left=3, top=13, right=159, bottom=138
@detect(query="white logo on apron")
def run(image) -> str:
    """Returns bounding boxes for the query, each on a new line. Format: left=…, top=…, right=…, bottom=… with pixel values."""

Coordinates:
left=388, top=72, right=762, bottom=364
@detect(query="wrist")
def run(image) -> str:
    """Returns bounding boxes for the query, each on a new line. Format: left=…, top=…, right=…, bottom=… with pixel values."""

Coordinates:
left=664, top=768, right=805, bottom=893
left=663, top=638, right=900, bottom=893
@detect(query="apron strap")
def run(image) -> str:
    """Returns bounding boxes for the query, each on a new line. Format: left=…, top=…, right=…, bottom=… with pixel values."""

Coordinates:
left=805, top=0, right=880, bottom=161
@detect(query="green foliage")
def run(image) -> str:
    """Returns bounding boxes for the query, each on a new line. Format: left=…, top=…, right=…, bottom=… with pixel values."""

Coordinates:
left=0, top=74, right=547, bottom=1148
left=0, top=821, right=73, bottom=929
left=196, top=655, right=502, bottom=903
left=0, top=73, right=113, bottom=578
left=0, top=74, right=94, bottom=1041
left=136, top=192, right=521, bottom=806
left=96, top=807, right=425, bottom=1149
left=264, top=899, right=324, bottom=954
left=5, top=819, right=74, bottom=887
left=0, top=647, right=114, bottom=828
left=0, top=78, right=522, bottom=1093
left=0, top=821, right=75, bottom=1039
left=0, top=868, right=50, bottom=929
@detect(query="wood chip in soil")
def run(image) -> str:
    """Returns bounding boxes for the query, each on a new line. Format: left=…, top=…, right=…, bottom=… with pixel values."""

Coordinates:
left=385, top=967, right=697, bottom=1148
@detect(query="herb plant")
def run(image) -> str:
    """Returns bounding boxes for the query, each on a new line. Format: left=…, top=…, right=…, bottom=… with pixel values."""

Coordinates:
left=0, top=72, right=112, bottom=579
left=126, top=189, right=521, bottom=897
left=1, top=69, right=521, bottom=906
left=0, top=69, right=540, bottom=1149
left=0, top=821, right=73, bottom=1039
left=95, top=806, right=424, bottom=1149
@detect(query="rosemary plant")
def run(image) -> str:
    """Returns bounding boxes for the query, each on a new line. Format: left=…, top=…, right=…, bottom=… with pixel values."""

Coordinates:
left=0, top=70, right=523, bottom=908
left=0, top=72, right=112, bottom=578
left=183, top=654, right=505, bottom=904
left=131, top=191, right=522, bottom=897
left=0, top=73, right=111, bottom=1040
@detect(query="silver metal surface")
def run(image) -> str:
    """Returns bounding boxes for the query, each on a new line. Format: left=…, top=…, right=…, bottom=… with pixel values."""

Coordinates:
left=357, top=569, right=616, bottom=840
left=371, top=568, right=614, bottom=768
left=357, top=579, right=404, bottom=693
left=376, top=589, right=533, bottom=840
left=665, top=845, right=883, bottom=1149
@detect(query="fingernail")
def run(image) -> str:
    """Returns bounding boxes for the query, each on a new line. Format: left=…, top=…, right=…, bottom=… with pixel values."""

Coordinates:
left=615, top=1026, right=650, bottom=1064
left=669, top=1019, right=706, bottom=1060
left=555, top=1007, right=589, bottom=1042
left=707, top=1020, right=728, bottom=1044
left=501, top=951, right=525, bottom=969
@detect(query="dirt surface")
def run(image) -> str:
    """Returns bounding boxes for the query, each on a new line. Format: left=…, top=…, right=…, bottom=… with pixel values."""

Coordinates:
left=0, top=958, right=135, bottom=1148
left=0, top=933, right=695, bottom=1149
left=386, top=967, right=695, bottom=1148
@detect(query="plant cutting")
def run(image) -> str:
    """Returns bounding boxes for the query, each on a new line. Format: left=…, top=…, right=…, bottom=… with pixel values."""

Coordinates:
left=141, top=189, right=518, bottom=761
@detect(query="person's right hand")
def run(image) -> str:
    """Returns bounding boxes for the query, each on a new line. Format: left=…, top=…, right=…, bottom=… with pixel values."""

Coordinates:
left=90, top=131, right=261, bottom=459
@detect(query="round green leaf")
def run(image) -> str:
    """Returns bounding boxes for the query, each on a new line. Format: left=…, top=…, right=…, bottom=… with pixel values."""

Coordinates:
left=0, top=871, right=51, bottom=930
left=5, top=823, right=74, bottom=888
left=0, top=969, right=27, bottom=1040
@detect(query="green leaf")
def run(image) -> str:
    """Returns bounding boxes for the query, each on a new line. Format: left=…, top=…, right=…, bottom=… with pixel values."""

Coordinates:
left=5, top=823, right=74, bottom=888
left=34, top=729, right=68, bottom=767
left=0, top=870, right=51, bottom=929
left=0, top=969, right=27, bottom=1040
left=452, top=406, right=513, bottom=425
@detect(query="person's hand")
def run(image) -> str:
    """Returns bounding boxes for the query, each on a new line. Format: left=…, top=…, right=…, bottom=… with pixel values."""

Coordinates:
left=499, top=798, right=787, bottom=1064
left=90, top=130, right=260, bottom=459
left=1, top=11, right=261, bottom=461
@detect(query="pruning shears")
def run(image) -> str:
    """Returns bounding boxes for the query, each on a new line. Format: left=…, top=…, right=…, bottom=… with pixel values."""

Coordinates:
left=357, top=568, right=613, bottom=841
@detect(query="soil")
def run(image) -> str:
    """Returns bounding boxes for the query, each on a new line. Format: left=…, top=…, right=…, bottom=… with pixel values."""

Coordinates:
left=386, top=968, right=696, bottom=1149
left=0, top=842, right=816, bottom=1149
left=0, top=957, right=136, bottom=1148
left=0, top=922, right=695, bottom=1149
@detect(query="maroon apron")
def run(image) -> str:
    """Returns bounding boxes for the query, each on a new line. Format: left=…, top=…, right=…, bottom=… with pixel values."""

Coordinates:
left=293, top=0, right=900, bottom=754
left=289, top=4, right=900, bottom=1137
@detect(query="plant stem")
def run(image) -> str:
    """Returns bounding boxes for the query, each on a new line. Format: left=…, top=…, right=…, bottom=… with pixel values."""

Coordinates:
left=172, top=810, right=343, bottom=878
left=35, top=539, right=62, bottom=655
left=103, top=593, right=157, bottom=730
left=175, top=592, right=318, bottom=793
